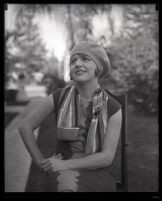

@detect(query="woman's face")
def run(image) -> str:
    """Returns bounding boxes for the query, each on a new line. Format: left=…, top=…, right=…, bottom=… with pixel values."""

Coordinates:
left=70, top=54, right=98, bottom=83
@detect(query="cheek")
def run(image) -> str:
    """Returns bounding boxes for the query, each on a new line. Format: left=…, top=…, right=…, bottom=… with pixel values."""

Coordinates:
left=89, top=68, right=96, bottom=76
left=88, top=63, right=98, bottom=75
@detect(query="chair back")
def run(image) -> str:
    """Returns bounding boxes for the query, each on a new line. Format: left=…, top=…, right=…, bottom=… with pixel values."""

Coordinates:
left=106, top=92, right=128, bottom=192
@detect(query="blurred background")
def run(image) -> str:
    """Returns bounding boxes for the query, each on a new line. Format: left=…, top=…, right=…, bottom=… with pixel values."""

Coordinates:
left=4, top=4, right=159, bottom=192
left=5, top=4, right=158, bottom=114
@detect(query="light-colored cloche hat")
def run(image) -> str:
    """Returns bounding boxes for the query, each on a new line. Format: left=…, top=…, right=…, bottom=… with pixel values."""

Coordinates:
left=70, top=41, right=111, bottom=79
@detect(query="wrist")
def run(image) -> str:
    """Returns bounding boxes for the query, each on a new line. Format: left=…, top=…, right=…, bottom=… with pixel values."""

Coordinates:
left=64, top=159, right=72, bottom=170
left=36, top=158, right=45, bottom=169
left=63, top=160, right=71, bottom=170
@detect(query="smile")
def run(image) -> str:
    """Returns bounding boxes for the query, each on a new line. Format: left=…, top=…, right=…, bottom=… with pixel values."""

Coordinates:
left=75, top=70, right=87, bottom=74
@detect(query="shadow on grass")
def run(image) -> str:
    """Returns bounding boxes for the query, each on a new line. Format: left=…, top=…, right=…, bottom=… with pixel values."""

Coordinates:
left=127, top=111, right=158, bottom=192
left=6, top=100, right=29, bottom=106
left=5, top=113, right=19, bottom=128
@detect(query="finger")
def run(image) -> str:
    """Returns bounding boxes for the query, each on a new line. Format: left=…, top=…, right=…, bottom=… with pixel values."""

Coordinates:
left=41, top=159, right=51, bottom=165
left=44, top=168, right=54, bottom=175
left=53, top=153, right=63, bottom=159
left=43, top=165, right=53, bottom=173
left=45, top=170, right=54, bottom=176
left=57, top=153, right=63, bottom=159
left=41, top=158, right=50, bottom=165
left=41, top=162, right=51, bottom=170
left=52, top=154, right=60, bottom=159
left=42, top=164, right=54, bottom=174
left=41, top=159, right=49, bottom=164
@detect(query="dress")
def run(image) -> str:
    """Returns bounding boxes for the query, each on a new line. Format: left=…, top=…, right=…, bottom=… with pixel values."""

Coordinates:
left=44, top=88, right=121, bottom=192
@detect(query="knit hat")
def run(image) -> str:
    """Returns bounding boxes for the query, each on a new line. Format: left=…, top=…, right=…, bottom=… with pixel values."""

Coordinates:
left=70, top=41, right=111, bottom=79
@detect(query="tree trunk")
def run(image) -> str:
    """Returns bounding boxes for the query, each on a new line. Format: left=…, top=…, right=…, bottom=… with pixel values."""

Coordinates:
left=67, top=5, right=75, bottom=51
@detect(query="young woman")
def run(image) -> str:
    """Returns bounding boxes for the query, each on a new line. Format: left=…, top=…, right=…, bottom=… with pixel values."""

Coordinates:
left=19, top=41, right=122, bottom=192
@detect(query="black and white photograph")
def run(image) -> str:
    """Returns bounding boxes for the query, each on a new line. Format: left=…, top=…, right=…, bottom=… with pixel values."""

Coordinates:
left=4, top=4, right=159, bottom=194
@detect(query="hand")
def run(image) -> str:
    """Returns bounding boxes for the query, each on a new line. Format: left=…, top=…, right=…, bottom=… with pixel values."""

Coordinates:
left=40, top=153, right=67, bottom=175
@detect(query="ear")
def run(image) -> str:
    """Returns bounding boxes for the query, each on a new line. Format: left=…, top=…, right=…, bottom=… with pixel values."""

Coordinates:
left=95, top=69, right=100, bottom=77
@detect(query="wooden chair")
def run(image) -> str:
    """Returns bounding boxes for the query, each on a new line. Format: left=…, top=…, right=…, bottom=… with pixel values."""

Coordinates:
left=107, top=92, right=128, bottom=192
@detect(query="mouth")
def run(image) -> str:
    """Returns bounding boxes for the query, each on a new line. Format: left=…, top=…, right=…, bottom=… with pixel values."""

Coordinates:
left=75, top=69, right=87, bottom=75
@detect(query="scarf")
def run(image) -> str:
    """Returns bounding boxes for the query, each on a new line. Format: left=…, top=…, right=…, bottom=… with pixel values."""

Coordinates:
left=57, top=84, right=108, bottom=154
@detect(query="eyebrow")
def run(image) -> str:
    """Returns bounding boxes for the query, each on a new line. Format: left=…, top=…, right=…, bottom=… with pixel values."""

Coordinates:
left=71, top=54, right=90, bottom=59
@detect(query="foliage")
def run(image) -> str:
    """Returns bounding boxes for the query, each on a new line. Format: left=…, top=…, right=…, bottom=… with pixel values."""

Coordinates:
left=104, top=29, right=158, bottom=114
left=6, top=4, right=158, bottom=114
left=5, top=31, right=14, bottom=84
left=5, top=6, right=48, bottom=84
left=15, top=8, right=47, bottom=75
left=97, top=4, right=158, bottom=114
left=42, top=53, right=65, bottom=83
left=121, top=4, right=158, bottom=42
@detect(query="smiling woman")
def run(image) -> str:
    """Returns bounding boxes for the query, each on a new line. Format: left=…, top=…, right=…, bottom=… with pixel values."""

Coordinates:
left=19, top=40, right=122, bottom=192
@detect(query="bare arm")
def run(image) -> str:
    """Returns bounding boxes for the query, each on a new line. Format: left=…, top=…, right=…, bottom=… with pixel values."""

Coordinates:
left=41, top=109, right=122, bottom=173
left=65, top=109, right=122, bottom=170
left=18, top=94, right=54, bottom=168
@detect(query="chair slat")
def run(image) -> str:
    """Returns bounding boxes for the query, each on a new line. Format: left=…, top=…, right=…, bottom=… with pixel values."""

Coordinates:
left=107, top=92, right=128, bottom=192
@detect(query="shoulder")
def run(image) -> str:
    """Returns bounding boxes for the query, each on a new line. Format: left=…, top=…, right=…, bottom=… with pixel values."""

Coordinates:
left=51, top=86, right=71, bottom=101
left=52, top=87, right=64, bottom=98
left=51, top=86, right=71, bottom=114
left=107, top=92, right=121, bottom=119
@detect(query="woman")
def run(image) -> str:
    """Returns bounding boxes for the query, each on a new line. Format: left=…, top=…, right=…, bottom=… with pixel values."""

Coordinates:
left=19, top=41, right=122, bottom=192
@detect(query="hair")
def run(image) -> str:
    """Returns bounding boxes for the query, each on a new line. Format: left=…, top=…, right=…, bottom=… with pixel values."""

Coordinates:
left=95, top=68, right=100, bottom=77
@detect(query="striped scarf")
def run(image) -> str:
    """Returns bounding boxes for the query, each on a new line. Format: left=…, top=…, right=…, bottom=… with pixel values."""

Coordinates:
left=57, top=84, right=108, bottom=154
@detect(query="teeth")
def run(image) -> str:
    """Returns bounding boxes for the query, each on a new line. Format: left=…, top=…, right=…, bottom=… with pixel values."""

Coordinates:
left=76, top=70, right=84, bottom=73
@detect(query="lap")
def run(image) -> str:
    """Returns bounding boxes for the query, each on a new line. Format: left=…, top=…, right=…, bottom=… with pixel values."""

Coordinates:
left=45, top=168, right=116, bottom=192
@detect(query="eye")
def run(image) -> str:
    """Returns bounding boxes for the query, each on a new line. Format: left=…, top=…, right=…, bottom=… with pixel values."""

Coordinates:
left=82, top=56, right=91, bottom=61
left=70, top=58, right=76, bottom=65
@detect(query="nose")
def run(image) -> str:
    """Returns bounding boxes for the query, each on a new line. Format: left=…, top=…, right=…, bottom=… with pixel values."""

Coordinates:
left=75, top=58, right=83, bottom=68
left=71, top=59, right=83, bottom=73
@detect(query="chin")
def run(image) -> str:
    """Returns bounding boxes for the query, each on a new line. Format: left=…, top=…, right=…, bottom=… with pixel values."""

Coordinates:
left=73, top=76, right=89, bottom=83
left=71, top=73, right=95, bottom=84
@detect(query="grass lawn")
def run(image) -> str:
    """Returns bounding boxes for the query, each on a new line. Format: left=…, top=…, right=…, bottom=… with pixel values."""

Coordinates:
left=6, top=100, right=29, bottom=106
left=5, top=101, right=29, bottom=128
left=25, top=110, right=159, bottom=192
left=5, top=113, right=19, bottom=128
left=127, top=111, right=158, bottom=192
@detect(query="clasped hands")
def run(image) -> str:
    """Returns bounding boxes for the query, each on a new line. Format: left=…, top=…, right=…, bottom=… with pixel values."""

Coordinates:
left=40, top=153, right=67, bottom=175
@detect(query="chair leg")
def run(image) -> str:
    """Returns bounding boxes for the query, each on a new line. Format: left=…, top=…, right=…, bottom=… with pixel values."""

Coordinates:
left=116, top=182, right=124, bottom=192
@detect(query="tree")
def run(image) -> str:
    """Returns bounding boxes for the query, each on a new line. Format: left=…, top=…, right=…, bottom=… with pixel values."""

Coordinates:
left=5, top=31, right=14, bottom=84
left=121, top=4, right=158, bottom=42
left=13, top=4, right=115, bottom=49
left=5, top=30, right=22, bottom=85
left=11, top=4, right=115, bottom=82
left=9, top=4, right=158, bottom=114
left=13, top=7, right=47, bottom=77
left=105, top=28, right=158, bottom=114
left=42, top=53, right=64, bottom=79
